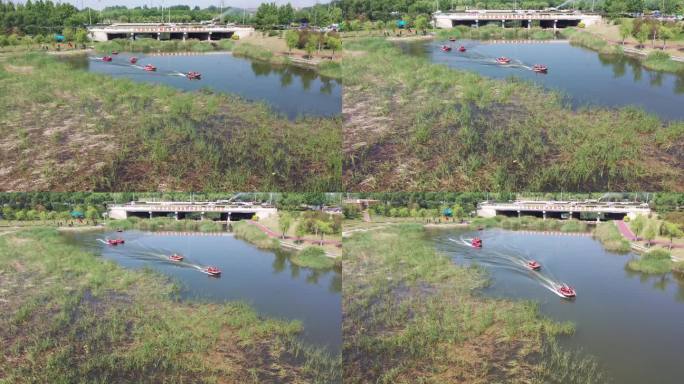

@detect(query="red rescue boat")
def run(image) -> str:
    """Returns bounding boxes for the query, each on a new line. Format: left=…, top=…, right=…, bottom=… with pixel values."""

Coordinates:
left=169, top=253, right=184, bottom=262
left=526, top=260, right=541, bottom=271
left=558, top=285, right=576, bottom=298
left=458, top=45, right=466, bottom=52
left=471, top=237, right=482, bottom=248
left=532, top=64, right=548, bottom=73
left=204, top=266, right=221, bottom=277
left=129, top=57, right=138, bottom=64
left=102, top=56, right=113, bottom=62
left=440, top=45, right=452, bottom=52
left=496, top=57, right=511, bottom=64
left=107, top=238, right=125, bottom=245
left=186, top=71, right=202, bottom=80
left=143, top=64, right=157, bottom=71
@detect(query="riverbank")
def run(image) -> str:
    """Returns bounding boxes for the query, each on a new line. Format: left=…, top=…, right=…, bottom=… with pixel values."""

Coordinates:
left=95, top=38, right=234, bottom=54
left=567, top=28, right=684, bottom=74
left=232, top=220, right=341, bottom=267
left=0, top=52, right=341, bottom=191
left=343, top=224, right=604, bottom=383
left=106, top=217, right=224, bottom=232
left=341, top=37, right=684, bottom=191
left=0, top=228, right=340, bottom=383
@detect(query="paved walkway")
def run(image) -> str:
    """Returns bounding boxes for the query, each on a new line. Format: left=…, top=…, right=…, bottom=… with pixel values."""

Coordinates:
left=615, top=220, right=637, bottom=241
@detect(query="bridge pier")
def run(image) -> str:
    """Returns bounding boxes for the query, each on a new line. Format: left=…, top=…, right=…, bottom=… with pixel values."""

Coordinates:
left=156, top=32, right=160, bottom=41
left=149, top=211, right=153, bottom=219
left=501, top=20, right=505, bottom=29
left=517, top=210, right=521, bottom=218
left=183, top=32, right=187, bottom=42
left=528, top=20, right=532, bottom=29
left=543, top=211, right=546, bottom=220
left=207, top=32, right=212, bottom=41
left=174, top=212, right=179, bottom=221
left=554, top=20, right=558, bottom=32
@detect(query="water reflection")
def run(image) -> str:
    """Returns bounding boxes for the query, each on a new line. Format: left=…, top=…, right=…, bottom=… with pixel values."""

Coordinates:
left=64, top=52, right=341, bottom=119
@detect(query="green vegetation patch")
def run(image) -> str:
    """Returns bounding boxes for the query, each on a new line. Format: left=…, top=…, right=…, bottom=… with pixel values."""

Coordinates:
left=593, top=222, right=631, bottom=253
left=291, top=246, right=335, bottom=269
left=95, top=38, right=234, bottom=53
left=341, top=38, right=683, bottom=191
left=0, top=53, right=341, bottom=191
left=0, top=228, right=340, bottom=383
left=232, top=221, right=280, bottom=250
left=469, top=216, right=588, bottom=233
left=106, top=217, right=223, bottom=232
left=627, top=248, right=673, bottom=274
left=343, top=224, right=604, bottom=383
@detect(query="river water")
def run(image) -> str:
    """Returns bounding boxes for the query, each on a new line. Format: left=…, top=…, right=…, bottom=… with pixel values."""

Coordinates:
left=429, top=227, right=684, bottom=384
left=399, top=39, right=684, bottom=120
left=66, top=52, right=341, bottom=119
left=65, top=230, right=342, bottom=353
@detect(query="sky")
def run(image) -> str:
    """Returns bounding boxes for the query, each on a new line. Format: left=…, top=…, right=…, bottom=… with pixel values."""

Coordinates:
left=31, top=1, right=330, bottom=10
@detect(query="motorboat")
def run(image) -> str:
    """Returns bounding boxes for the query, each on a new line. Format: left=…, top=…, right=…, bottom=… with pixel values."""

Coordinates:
left=186, top=71, right=202, bottom=80
left=532, top=64, right=548, bottom=73
left=526, top=260, right=541, bottom=271
left=107, top=238, right=124, bottom=245
left=129, top=57, right=138, bottom=64
left=143, top=64, right=157, bottom=71
left=496, top=57, right=511, bottom=64
left=448, top=37, right=456, bottom=42
left=471, top=237, right=482, bottom=248
left=116, top=228, right=123, bottom=233
left=458, top=46, right=466, bottom=52
left=440, top=45, right=452, bottom=52
left=558, top=285, right=576, bottom=298
left=169, top=254, right=184, bottom=262
left=102, top=56, right=113, bottom=62
left=204, top=266, right=221, bottom=276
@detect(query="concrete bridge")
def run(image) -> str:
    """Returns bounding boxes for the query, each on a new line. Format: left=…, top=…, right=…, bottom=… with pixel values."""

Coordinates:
left=88, top=23, right=254, bottom=42
left=477, top=201, right=650, bottom=221
left=107, top=201, right=276, bottom=222
left=433, top=10, right=601, bottom=30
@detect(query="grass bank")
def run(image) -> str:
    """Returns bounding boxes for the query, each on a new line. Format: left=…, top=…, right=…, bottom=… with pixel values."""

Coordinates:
left=231, top=220, right=280, bottom=250
left=593, top=222, right=632, bottom=253
left=0, top=228, right=340, bottom=383
left=627, top=248, right=673, bottom=274
left=436, top=25, right=560, bottom=41
left=290, top=246, right=337, bottom=269
left=106, top=217, right=223, bottom=232
left=341, top=37, right=683, bottom=191
left=95, top=38, right=235, bottom=53
left=0, top=52, right=341, bottom=191
left=343, top=224, right=605, bottom=383
left=470, top=216, right=589, bottom=232
left=568, top=29, right=684, bottom=74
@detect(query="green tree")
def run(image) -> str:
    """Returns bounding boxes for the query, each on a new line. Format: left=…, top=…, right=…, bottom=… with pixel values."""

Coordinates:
left=415, top=15, right=429, bottom=35
left=327, top=36, right=341, bottom=58
left=74, top=28, right=89, bottom=45
left=636, top=27, right=649, bottom=48
left=661, top=222, right=683, bottom=249
left=315, top=220, right=333, bottom=245
left=619, top=22, right=631, bottom=45
left=631, top=215, right=647, bottom=236
left=284, top=29, right=298, bottom=54
left=278, top=212, right=293, bottom=239
left=305, top=38, right=316, bottom=58
left=659, top=25, right=674, bottom=49
left=643, top=223, right=657, bottom=246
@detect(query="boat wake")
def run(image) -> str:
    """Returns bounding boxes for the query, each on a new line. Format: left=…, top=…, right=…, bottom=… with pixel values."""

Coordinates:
left=447, top=236, right=572, bottom=298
